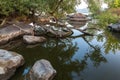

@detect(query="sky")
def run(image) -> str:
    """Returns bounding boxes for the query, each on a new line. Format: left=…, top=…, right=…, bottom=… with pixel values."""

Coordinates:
left=75, top=0, right=88, bottom=9
left=75, top=0, right=108, bottom=11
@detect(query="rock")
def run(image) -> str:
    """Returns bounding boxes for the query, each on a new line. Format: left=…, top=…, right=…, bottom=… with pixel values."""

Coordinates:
left=67, top=13, right=88, bottom=21
left=34, top=25, right=47, bottom=36
left=38, top=17, right=50, bottom=23
left=0, top=49, right=24, bottom=80
left=29, top=59, right=56, bottom=80
left=68, top=20, right=87, bottom=28
left=0, top=22, right=33, bottom=45
left=23, top=35, right=46, bottom=44
left=46, top=26, right=73, bottom=38
left=108, top=22, right=120, bottom=32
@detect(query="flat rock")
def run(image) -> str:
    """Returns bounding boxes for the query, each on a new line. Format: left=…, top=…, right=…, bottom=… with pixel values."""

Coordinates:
left=0, top=22, right=33, bottom=45
left=29, top=59, right=56, bottom=80
left=0, top=49, right=24, bottom=80
left=23, top=35, right=46, bottom=44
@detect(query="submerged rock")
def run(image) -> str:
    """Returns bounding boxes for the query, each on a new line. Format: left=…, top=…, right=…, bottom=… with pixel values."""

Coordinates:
left=23, top=35, right=46, bottom=44
left=108, top=22, right=120, bottom=32
left=29, top=59, right=56, bottom=80
left=0, top=49, right=24, bottom=80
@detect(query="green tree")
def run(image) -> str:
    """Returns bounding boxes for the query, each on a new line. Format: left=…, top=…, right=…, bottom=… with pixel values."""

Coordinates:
left=0, top=0, right=77, bottom=20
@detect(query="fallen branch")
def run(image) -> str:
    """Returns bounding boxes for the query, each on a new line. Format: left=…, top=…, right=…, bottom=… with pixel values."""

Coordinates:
left=0, top=18, right=6, bottom=26
left=69, top=34, right=87, bottom=39
left=67, top=27, right=94, bottom=36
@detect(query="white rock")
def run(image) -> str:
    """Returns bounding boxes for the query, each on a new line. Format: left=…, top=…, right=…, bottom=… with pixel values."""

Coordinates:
left=23, top=35, right=46, bottom=44
left=0, top=49, right=24, bottom=80
left=29, top=59, right=56, bottom=80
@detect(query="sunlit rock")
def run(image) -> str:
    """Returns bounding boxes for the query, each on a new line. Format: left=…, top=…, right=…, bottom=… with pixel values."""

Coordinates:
left=29, top=59, right=56, bottom=80
left=0, top=22, right=33, bottom=45
left=0, top=49, right=24, bottom=80
left=23, top=35, right=46, bottom=44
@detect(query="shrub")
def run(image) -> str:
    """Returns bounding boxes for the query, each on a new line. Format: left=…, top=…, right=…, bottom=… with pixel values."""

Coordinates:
left=0, top=0, right=76, bottom=19
left=96, top=11, right=119, bottom=28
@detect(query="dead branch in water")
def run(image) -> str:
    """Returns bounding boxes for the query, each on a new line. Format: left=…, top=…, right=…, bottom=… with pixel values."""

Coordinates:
left=67, top=27, right=94, bottom=36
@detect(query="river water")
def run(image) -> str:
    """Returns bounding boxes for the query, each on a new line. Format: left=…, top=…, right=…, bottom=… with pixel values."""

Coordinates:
left=6, top=1, right=120, bottom=80
left=7, top=22, right=120, bottom=80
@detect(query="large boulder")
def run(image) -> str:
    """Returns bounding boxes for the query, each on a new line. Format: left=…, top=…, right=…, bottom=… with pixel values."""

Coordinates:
left=29, top=59, right=56, bottom=80
left=23, top=35, right=47, bottom=44
left=0, top=22, right=33, bottom=45
left=108, top=22, right=120, bottom=32
left=0, top=49, right=24, bottom=80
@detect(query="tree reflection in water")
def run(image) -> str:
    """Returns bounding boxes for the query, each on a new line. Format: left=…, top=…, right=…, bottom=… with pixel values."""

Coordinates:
left=103, top=31, right=120, bottom=53
left=8, top=20, right=120, bottom=80
left=9, top=35, right=108, bottom=80
left=86, top=22, right=120, bottom=54
left=35, top=37, right=107, bottom=80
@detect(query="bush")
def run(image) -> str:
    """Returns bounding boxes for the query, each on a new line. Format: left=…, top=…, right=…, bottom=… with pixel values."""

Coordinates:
left=0, top=0, right=76, bottom=19
left=96, top=11, right=119, bottom=28
left=109, top=0, right=120, bottom=8
left=0, top=0, right=41, bottom=17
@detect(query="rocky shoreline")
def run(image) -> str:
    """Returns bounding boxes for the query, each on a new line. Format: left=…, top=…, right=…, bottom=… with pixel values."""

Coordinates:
left=0, top=22, right=33, bottom=45
left=0, top=22, right=57, bottom=80
left=0, top=49, right=24, bottom=80
left=0, top=13, right=89, bottom=80
left=0, top=49, right=56, bottom=80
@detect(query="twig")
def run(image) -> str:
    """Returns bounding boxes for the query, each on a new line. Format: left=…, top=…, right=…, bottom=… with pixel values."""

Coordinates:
left=0, top=18, right=6, bottom=26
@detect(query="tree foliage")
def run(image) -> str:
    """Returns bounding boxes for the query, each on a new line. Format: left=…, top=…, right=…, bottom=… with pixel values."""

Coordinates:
left=96, top=11, right=119, bottom=28
left=105, top=0, right=120, bottom=8
left=0, top=0, right=77, bottom=19
left=86, top=0, right=101, bottom=15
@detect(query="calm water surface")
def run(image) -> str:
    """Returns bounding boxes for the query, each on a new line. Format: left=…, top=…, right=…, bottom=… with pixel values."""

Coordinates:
left=6, top=25, right=120, bottom=80
left=4, top=1, right=118, bottom=80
